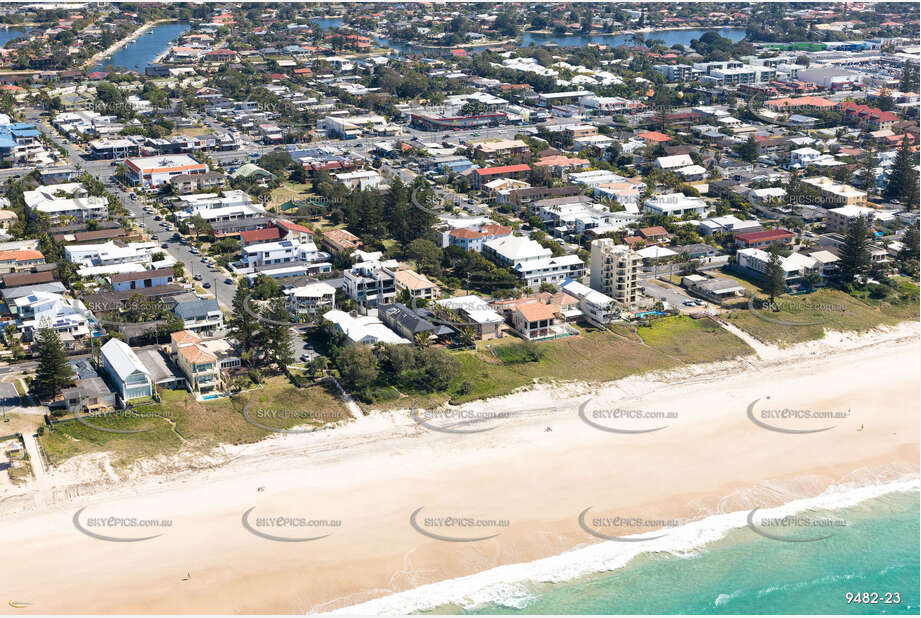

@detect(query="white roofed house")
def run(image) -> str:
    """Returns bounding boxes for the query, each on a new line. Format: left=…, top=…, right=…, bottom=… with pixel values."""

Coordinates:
left=241, top=238, right=319, bottom=270
left=482, top=235, right=585, bottom=289
left=643, top=193, right=709, bottom=218
left=560, top=279, right=619, bottom=326
left=24, top=183, right=108, bottom=223
left=322, top=309, right=410, bottom=346
left=100, top=338, right=153, bottom=402
left=334, top=170, right=382, bottom=191
left=737, top=248, right=836, bottom=290
left=284, top=281, right=336, bottom=316
left=655, top=154, right=694, bottom=171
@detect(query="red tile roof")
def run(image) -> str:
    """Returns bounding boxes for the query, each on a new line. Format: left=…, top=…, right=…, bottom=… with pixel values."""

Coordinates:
left=736, top=229, right=796, bottom=243
left=240, top=228, right=281, bottom=244
left=276, top=219, right=313, bottom=234
left=637, top=131, right=671, bottom=143
left=475, top=164, right=531, bottom=177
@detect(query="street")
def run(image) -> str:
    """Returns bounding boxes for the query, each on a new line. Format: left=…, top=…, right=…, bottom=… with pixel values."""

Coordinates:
left=25, top=108, right=239, bottom=311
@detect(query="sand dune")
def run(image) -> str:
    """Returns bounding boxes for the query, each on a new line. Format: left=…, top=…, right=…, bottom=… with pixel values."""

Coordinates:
left=1, top=324, right=917, bottom=614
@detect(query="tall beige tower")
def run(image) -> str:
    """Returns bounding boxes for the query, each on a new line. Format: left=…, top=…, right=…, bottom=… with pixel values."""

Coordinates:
left=590, top=238, right=639, bottom=307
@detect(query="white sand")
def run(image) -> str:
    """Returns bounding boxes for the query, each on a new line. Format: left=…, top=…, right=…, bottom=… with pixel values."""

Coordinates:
left=0, top=323, right=917, bottom=614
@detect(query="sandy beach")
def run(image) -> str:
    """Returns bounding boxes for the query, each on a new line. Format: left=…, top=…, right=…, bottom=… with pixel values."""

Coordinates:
left=0, top=323, right=918, bottom=614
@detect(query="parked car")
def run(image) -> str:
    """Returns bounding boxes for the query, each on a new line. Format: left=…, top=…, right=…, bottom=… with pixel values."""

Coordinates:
left=193, top=274, right=203, bottom=281
left=203, top=282, right=212, bottom=289
left=224, top=278, right=233, bottom=285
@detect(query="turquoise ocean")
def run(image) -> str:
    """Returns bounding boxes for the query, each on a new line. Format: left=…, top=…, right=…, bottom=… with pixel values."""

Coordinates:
left=331, top=478, right=919, bottom=615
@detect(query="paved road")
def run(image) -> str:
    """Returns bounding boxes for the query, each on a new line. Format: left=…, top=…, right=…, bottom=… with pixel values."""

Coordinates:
left=26, top=108, right=239, bottom=311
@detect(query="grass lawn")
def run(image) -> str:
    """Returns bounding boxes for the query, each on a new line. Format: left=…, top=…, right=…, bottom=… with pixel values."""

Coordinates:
left=269, top=183, right=314, bottom=209
left=371, top=317, right=754, bottom=411
left=173, top=127, right=212, bottom=137
left=39, top=377, right=349, bottom=469
left=724, top=283, right=919, bottom=347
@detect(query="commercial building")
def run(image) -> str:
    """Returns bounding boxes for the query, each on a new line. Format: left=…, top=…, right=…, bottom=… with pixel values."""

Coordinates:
left=125, top=154, right=208, bottom=188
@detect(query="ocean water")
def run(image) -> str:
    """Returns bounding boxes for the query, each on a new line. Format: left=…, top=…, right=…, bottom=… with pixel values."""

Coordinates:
left=331, top=478, right=919, bottom=615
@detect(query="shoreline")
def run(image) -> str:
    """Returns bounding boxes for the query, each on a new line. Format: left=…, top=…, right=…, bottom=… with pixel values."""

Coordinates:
left=81, top=19, right=175, bottom=71
left=329, top=475, right=921, bottom=615
left=0, top=322, right=917, bottom=613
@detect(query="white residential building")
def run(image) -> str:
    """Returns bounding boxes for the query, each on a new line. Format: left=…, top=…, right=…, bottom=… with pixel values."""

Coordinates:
left=241, top=238, right=319, bottom=269
left=322, top=309, right=409, bottom=345
left=483, top=235, right=585, bottom=288
left=24, top=183, right=108, bottom=223
left=65, top=241, right=157, bottom=269
left=643, top=193, right=709, bottom=217
left=560, top=279, right=618, bottom=326
left=334, top=170, right=382, bottom=191
left=101, top=338, right=153, bottom=401
left=285, top=281, right=336, bottom=315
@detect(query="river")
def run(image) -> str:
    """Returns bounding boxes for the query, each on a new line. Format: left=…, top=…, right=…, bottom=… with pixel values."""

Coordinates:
left=311, top=18, right=745, bottom=53
left=0, top=27, right=31, bottom=48
left=93, top=21, right=190, bottom=72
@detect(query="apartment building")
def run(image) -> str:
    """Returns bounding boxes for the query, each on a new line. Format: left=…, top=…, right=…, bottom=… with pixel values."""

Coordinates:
left=343, top=263, right=397, bottom=308
left=801, top=176, right=868, bottom=207
left=24, top=183, right=108, bottom=223
left=827, top=205, right=878, bottom=233
left=392, top=269, right=439, bottom=300
left=590, top=239, right=640, bottom=308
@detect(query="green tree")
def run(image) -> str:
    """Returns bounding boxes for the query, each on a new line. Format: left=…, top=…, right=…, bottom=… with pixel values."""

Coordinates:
left=260, top=297, right=294, bottom=372
left=839, top=217, right=871, bottom=283
left=884, top=136, right=917, bottom=206
left=735, top=136, right=758, bottom=163
left=763, top=245, right=786, bottom=304
left=33, top=326, right=76, bottom=399
left=228, top=280, right=260, bottom=365
left=337, top=343, right=379, bottom=394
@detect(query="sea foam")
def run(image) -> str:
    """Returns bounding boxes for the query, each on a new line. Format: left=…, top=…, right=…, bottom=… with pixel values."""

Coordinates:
left=320, top=475, right=920, bottom=615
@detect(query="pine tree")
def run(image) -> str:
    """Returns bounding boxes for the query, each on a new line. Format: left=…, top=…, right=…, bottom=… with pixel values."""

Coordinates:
left=34, top=326, right=75, bottom=399
left=227, top=280, right=259, bottom=365
left=763, top=245, right=786, bottom=304
left=260, top=297, right=294, bottom=372
left=898, top=223, right=919, bottom=263
left=884, top=136, right=916, bottom=204
left=899, top=61, right=919, bottom=93
left=839, top=217, right=871, bottom=283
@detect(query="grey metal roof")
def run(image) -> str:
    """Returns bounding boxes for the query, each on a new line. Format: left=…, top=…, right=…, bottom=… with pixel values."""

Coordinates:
left=174, top=297, right=220, bottom=319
